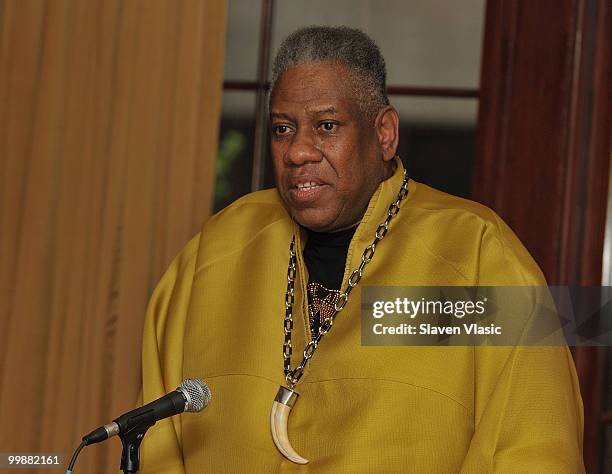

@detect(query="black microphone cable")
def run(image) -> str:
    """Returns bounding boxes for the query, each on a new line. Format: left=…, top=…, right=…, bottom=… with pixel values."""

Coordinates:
left=66, top=440, right=86, bottom=474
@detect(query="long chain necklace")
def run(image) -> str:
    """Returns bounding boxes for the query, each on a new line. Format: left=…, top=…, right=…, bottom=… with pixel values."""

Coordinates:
left=270, top=169, right=409, bottom=464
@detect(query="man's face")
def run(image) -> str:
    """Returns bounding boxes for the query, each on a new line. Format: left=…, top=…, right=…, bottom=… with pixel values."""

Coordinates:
left=270, top=62, right=388, bottom=232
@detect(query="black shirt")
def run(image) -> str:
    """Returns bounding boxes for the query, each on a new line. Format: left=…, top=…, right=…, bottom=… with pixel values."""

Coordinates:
left=302, top=225, right=357, bottom=337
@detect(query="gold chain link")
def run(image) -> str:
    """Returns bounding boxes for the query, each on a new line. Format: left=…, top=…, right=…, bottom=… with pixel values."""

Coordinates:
left=282, top=170, right=409, bottom=388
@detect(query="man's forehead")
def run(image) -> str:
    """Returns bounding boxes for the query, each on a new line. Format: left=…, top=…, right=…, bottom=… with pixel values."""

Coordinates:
left=270, top=105, right=340, bottom=119
left=271, top=74, right=361, bottom=119
left=272, top=62, right=354, bottom=98
left=273, top=78, right=345, bottom=101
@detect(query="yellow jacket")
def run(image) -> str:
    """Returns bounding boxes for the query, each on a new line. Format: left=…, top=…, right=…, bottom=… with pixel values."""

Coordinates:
left=139, top=161, right=584, bottom=473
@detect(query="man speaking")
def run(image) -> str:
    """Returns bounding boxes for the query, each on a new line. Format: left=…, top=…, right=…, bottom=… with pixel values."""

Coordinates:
left=138, top=26, right=584, bottom=472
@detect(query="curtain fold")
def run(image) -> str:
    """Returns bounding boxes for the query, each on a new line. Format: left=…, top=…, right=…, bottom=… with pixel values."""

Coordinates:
left=0, top=1, right=227, bottom=471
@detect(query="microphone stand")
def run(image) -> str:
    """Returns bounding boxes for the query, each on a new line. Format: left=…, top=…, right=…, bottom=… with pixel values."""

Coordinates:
left=118, top=418, right=154, bottom=473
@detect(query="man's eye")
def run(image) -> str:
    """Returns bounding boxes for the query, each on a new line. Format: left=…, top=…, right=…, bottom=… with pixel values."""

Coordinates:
left=274, top=125, right=290, bottom=135
left=320, top=122, right=337, bottom=132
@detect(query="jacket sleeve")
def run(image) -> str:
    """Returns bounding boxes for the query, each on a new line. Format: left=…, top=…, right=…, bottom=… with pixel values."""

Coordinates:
left=138, top=234, right=201, bottom=474
left=460, top=212, right=584, bottom=473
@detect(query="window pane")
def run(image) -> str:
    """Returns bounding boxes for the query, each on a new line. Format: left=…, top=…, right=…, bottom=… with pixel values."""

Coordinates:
left=224, top=0, right=262, bottom=81
left=393, top=95, right=477, bottom=126
left=214, top=91, right=256, bottom=211
left=270, top=0, right=485, bottom=88
left=392, top=96, right=478, bottom=198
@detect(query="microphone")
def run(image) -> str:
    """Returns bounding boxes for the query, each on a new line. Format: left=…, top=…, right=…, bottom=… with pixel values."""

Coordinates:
left=82, top=378, right=211, bottom=446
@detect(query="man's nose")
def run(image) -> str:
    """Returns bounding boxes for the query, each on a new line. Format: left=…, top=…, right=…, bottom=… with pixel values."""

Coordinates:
left=284, top=129, right=322, bottom=166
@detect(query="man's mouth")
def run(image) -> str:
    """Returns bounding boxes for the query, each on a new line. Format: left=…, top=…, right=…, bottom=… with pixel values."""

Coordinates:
left=289, top=179, right=327, bottom=204
left=295, top=181, right=322, bottom=191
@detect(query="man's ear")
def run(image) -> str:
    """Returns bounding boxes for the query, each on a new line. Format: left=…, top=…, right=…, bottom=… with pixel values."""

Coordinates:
left=375, top=106, right=400, bottom=162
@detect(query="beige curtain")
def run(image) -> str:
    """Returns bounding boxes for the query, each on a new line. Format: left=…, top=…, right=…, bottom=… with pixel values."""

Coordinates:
left=0, top=1, right=226, bottom=472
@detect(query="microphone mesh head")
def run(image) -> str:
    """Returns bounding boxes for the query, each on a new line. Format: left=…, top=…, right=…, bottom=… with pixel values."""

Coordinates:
left=179, top=378, right=211, bottom=412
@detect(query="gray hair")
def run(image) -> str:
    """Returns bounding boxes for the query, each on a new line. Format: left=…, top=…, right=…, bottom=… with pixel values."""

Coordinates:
left=269, top=26, right=389, bottom=122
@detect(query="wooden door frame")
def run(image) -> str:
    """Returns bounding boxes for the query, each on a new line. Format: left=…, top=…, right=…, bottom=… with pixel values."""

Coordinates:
left=473, top=0, right=611, bottom=471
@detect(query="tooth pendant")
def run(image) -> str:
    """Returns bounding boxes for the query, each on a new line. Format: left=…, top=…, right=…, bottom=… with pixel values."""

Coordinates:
left=270, top=386, right=309, bottom=464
